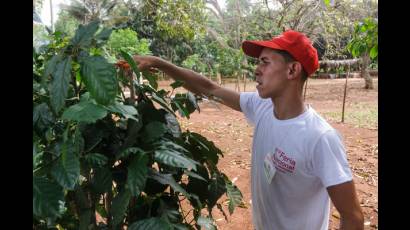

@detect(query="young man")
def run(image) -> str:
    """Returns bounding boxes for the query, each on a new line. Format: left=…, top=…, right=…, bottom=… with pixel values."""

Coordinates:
left=133, top=30, right=364, bottom=230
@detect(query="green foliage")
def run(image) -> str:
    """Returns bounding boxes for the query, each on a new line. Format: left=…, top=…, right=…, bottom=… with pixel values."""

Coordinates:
left=128, top=0, right=207, bottom=64
left=347, top=17, right=378, bottom=60
left=55, top=11, right=81, bottom=38
left=33, top=24, right=49, bottom=50
left=106, top=28, right=151, bottom=58
left=216, top=47, right=244, bottom=77
left=182, top=54, right=208, bottom=74
left=153, top=0, right=207, bottom=41
left=33, top=21, right=243, bottom=229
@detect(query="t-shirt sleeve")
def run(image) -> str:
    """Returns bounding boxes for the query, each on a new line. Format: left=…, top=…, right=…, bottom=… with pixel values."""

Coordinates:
left=239, top=92, right=259, bottom=125
left=311, top=129, right=353, bottom=188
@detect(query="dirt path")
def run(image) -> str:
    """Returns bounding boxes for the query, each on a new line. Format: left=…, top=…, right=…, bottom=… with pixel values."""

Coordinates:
left=174, top=78, right=378, bottom=229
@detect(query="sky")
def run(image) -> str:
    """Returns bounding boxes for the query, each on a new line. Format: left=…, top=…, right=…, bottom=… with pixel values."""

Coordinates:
left=39, top=0, right=68, bottom=26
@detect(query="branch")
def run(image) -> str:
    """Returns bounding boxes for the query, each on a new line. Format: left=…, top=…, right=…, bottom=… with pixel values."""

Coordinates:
left=206, top=27, right=230, bottom=49
left=205, top=0, right=223, bottom=18
left=178, top=196, right=189, bottom=224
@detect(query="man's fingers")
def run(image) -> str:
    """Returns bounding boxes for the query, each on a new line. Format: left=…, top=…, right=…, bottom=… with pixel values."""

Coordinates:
left=149, top=67, right=158, bottom=73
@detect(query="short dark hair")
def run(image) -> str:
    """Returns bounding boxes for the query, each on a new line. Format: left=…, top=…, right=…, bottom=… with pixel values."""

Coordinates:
left=273, top=49, right=308, bottom=82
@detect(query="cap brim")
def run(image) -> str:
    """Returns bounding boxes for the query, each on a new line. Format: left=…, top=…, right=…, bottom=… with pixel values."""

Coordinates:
left=242, top=40, right=284, bottom=58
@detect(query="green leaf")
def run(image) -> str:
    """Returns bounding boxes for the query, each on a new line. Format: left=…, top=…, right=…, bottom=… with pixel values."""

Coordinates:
left=71, top=20, right=100, bottom=48
left=91, top=167, right=112, bottom=193
left=74, top=128, right=85, bottom=155
left=187, top=92, right=200, bottom=112
left=156, top=199, right=181, bottom=223
left=84, top=153, right=108, bottom=167
left=143, top=121, right=167, bottom=142
left=43, top=55, right=62, bottom=79
left=50, top=56, right=72, bottom=113
left=172, top=223, right=190, bottom=230
left=197, top=216, right=216, bottom=230
left=148, top=169, right=190, bottom=198
left=121, top=119, right=143, bottom=150
left=111, top=188, right=132, bottom=227
left=62, top=101, right=108, bottom=123
left=370, top=44, right=378, bottom=59
left=151, top=93, right=176, bottom=116
left=116, top=147, right=145, bottom=160
left=95, top=202, right=108, bottom=219
left=225, top=178, right=243, bottom=214
left=171, top=100, right=190, bottom=118
left=184, top=170, right=206, bottom=182
left=106, top=102, right=138, bottom=115
left=183, top=132, right=223, bottom=165
left=51, top=142, right=80, bottom=190
left=185, top=165, right=209, bottom=204
left=171, top=93, right=199, bottom=118
left=33, top=144, right=43, bottom=169
left=120, top=50, right=141, bottom=83
left=33, top=103, right=55, bottom=132
left=127, top=153, right=148, bottom=196
left=79, top=209, right=93, bottom=230
left=323, top=0, right=330, bottom=7
left=155, top=147, right=198, bottom=171
left=106, top=102, right=138, bottom=120
left=80, top=55, right=118, bottom=105
left=95, top=28, right=112, bottom=42
left=33, top=176, right=64, bottom=218
left=208, top=173, right=226, bottom=209
left=165, top=113, right=181, bottom=138
left=170, top=80, right=184, bottom=89
left=142, top=70, right=158, bottom=90
left=128, top=217, right=172, bottom=230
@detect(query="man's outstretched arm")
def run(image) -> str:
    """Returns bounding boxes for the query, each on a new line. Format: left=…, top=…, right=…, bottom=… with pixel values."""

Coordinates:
left=327, top=180, right=364, bottom=230
left=133, top=55, right=241, bottom=111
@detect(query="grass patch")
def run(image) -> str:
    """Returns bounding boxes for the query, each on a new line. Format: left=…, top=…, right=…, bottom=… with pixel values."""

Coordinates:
left=321, top=102, right=378, bottom=129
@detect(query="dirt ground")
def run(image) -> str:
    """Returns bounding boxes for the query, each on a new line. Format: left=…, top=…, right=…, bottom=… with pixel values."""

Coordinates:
left=164, top=77, right=378, bottom=229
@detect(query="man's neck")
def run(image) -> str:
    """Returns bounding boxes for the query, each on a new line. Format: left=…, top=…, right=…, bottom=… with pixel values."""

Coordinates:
left=271, top=95, right=306, bottom=120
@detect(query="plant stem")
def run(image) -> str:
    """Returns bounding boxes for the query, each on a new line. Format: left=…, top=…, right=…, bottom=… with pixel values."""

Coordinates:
left=128, top=71, right=136, bottom=104
left=72, top=71, right=79, bottom=98
left=178, top=197, right=190, bottom=224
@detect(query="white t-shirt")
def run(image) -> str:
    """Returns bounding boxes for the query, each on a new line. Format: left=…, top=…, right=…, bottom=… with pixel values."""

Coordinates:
left=240, top=92, right=353, bottom=230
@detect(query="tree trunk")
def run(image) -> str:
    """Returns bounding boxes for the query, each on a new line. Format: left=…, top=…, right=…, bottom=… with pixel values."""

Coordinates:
left=342, top=65, right=350, bottom=123
left=361, top=54, right=373, bottom=89
left=217, top=72, right=222, bottom=85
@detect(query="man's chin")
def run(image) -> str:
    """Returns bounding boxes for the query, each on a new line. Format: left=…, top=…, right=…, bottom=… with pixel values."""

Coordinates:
left=257, top=90, right=269, bottom=99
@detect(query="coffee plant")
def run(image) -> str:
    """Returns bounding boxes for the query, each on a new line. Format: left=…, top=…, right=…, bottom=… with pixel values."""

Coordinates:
left=33, top=21, right=243, bottom=230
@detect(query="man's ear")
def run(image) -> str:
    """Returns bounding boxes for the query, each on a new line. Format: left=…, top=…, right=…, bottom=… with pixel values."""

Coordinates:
left=288, top=62, right=303, bottom=80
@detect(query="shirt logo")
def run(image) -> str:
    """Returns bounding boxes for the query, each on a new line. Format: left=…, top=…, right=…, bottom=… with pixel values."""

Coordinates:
left=272, top=148, right=296, bottom=173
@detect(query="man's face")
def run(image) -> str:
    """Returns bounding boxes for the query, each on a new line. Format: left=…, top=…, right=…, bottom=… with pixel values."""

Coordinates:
left=255, top=48, right=290, bottom=99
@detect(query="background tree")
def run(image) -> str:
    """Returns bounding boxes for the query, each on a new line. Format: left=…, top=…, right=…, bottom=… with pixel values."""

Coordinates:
left=347, top=17, right=378, bottom=89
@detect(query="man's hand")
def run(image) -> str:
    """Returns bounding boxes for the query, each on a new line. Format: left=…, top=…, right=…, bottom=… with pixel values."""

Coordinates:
left=133, top=55, right=163, bottom=72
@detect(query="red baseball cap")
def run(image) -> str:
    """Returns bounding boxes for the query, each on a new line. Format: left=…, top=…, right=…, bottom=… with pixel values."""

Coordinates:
left=242, top=30, right=319, bottom=76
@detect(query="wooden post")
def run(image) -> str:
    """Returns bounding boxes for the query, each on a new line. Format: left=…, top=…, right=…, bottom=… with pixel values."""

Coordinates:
left=341, top=64, right=350, bottom=123
left=243, top=73, right=247, bottom=92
